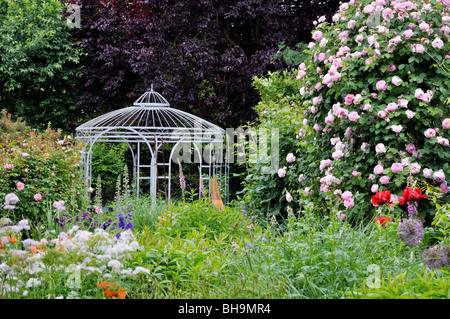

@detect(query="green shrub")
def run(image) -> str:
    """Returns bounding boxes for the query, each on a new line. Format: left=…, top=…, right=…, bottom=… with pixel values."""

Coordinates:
left=0, top=0, right=83, bottom=130
left=0, top=110, right=88, bottom=225
left=246, top=0, right=450, bottom=224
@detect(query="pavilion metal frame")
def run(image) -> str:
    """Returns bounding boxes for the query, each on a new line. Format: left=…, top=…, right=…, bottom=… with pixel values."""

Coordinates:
left=75, top=87, right=228, bottom=202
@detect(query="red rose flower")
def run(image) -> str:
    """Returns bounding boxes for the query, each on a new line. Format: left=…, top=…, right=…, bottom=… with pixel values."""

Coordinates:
left=371, top=190, right=391, bottom=206
left=398, top=187, right=427, bottom=205
left=374, top=216, right=392, bottom=226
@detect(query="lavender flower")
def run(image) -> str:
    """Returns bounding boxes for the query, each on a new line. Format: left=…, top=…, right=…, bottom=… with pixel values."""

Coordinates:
left=179, top=173, right=186, bottom=190
left=178, top=160, right=186, bottom=190
left=407, top=202, right=418, bottom=218
left=397, top=218, right=424, bottom=246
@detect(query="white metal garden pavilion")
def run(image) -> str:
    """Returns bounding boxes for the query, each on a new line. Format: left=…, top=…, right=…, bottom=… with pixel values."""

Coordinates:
left=75, top=87, right=228, bottom=202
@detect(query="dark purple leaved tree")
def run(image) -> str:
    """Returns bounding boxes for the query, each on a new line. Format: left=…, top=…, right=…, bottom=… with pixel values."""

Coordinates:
left=73, top=0, right=341, bottom=128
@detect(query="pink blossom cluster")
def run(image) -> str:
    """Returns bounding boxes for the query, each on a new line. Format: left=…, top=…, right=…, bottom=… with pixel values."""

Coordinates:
left=288, top=0, right=450, bottom=211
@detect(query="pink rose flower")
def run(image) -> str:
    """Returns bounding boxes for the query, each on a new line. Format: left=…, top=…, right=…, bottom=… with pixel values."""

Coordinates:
left=371, top=184, right=379, bottom=193
left=277, top=168, right=287, bottom=178
left=344, top=198, right=355, bottom=209
left=405, top=110, right=415, bottom=119
left=391, top=76, right=403, bottom=86
left=406, top=143, right=416, bottom=154
left=402, top=29, right=414, bottom=39
left=374, top=164, right=384, bottom=175
left=320, top=159, right=332, bottom=171
left=341, top=191, right=353, bottom=201
left=424, top=128, right=436, bottom=138
left=348, top=20, right=356, bottom=29
left=382, top=8, right=394, bottom=21
left=375, top=143, right=386, bottom=154
left=337, top=211, right=347, bottom=221
left=332, top=150, right=344, bottom=159
left=386, top=102, right=398, bottom=112
left=325, top=114, right=335, bottom=125
left=415, top=88, right=425, bottom=100
left=304, top=187, right=311, bottom=195
left=391, top=125, right=403, bottom=133
left=296, top=70, right=307, bottom=80
left=352, top=171, right=360, bottom=177
left=410, top=163, right=421, bottom=174
left=391, top=163, right=403, bottom=173
left=434, top=170, right=446, bottom=183
left=380, top=175, right=390, bottom=185
left=413, top=44, right=425, bottom=54
left=388, top=64, right=396, bottom=72
left=313, top=30, right=323, bottom=41
left=344, top=94, right=355, bottom=105
left=34, top=194, right=42, bottom=201
left=437, top=137, right=450, bottom=146
left=376, top=80, right=387, bottom=91
left=286, top=153, right=296, bottom=163
left=432, top=37, right=444, bottom=49
left=17, top=182, right=25, bottom=191
left=440, top=183, right=448, bottom=194
left=423, top=168, right=433, bottom=178
left=419, top=21, right=430, bottom=33
left=286, top=191, right=293, bottom=203
left=348, top=111, right=360, bottom=122
left=377, top=110, right=387, bottom=118
left=312, top=96, right=323, bottom=105
left=398, top=99, right=408, bottom=108
left=442, top=118, right=450, bottom=129
left=363, top=4, right=375, bottom=14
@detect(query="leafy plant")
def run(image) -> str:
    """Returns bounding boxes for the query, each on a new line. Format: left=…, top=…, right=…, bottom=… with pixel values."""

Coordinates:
left=0, top=0, right=83, bottom=130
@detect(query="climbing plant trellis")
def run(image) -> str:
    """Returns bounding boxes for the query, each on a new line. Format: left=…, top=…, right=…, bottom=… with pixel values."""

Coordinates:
left=75, top=87, right=228, bottom=202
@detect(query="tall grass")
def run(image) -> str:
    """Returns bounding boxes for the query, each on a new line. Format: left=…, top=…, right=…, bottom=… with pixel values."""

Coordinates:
left=133, top=200, right=427, bottom=299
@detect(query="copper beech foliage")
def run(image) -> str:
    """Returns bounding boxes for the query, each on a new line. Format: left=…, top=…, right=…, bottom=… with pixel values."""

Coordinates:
left=71, top=0, right=341, bottom=128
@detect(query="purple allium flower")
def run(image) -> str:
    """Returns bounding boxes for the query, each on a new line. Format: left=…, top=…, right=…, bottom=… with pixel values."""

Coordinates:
left=422, top=246, right=448, bottom=269
left=397, top=218, right=424, bottom=246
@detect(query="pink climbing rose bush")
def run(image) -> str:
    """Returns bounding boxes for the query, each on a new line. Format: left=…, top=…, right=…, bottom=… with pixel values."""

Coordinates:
left=289, top=0, right=449, bottom=219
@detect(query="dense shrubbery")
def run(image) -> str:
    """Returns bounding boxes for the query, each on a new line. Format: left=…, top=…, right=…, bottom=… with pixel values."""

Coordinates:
left=0, top=110, right=88, bottom=226
left=244, top=0, right=450, bottom=224
left=0, top=0, right=83, bottom=130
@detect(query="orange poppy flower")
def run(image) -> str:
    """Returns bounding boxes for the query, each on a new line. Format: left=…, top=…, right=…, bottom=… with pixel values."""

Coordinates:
left=97, top=281, right=126, bottom=299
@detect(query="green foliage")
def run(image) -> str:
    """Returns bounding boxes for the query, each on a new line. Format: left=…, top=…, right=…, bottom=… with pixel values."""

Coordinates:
left=240, top=69, right=310, bottom=221
left=432, top=203, right=450, bottom=245
left=0, top=110, right=88, bottom=225
left=91, top=143, right=128, bottom=202
left=0, top=0, right=83, bottom=130
left=245, top=0, right=450, bottom=225
left=353, top=268, right=450, bottom=299
left=272, top=42, right=309, bottom=69
left=156, top=198, right=254, bottom=241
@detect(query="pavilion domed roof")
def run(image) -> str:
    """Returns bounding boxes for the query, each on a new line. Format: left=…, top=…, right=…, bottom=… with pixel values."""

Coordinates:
left=75, top=88, right=225, bottom=143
